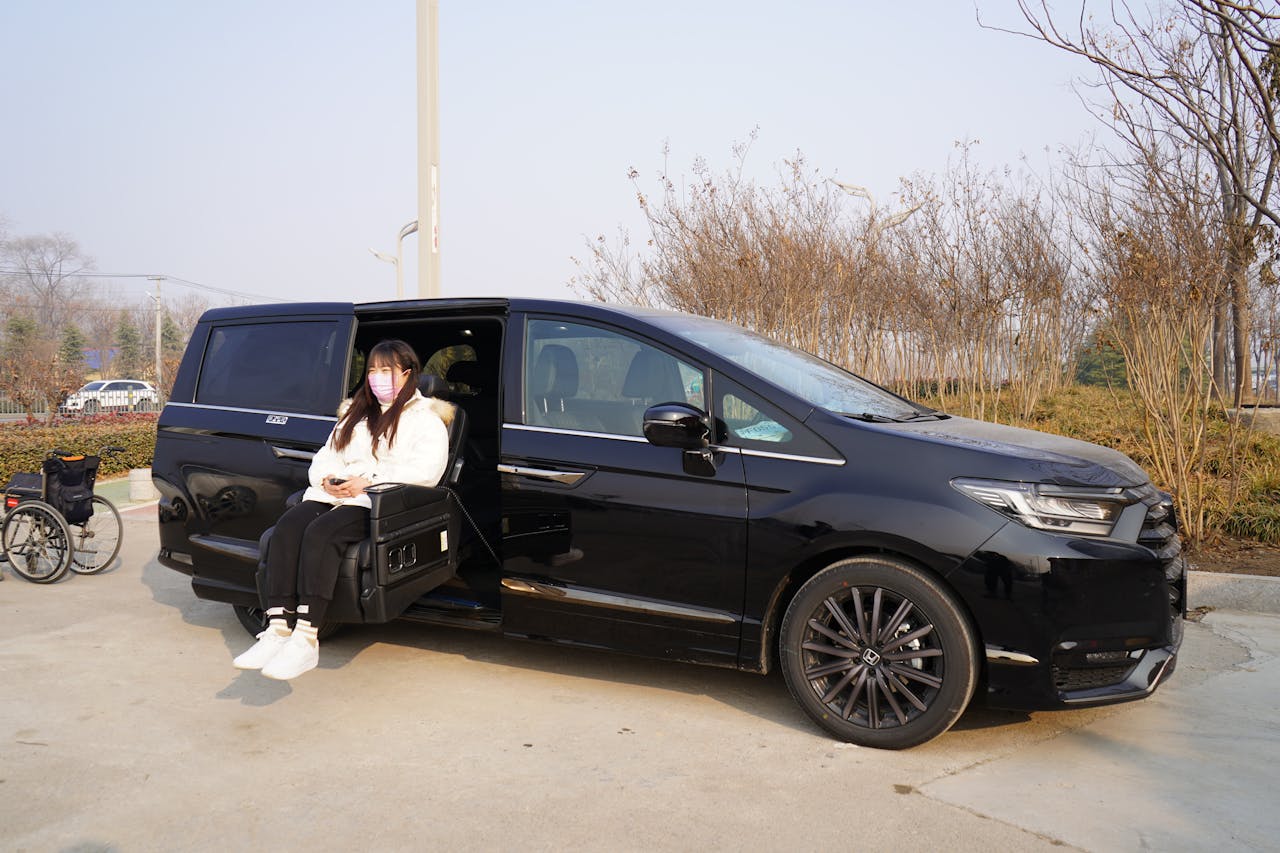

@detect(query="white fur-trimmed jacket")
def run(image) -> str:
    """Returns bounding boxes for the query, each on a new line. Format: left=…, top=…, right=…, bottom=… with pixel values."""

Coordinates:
left=302, top=390, right=452, bottom=509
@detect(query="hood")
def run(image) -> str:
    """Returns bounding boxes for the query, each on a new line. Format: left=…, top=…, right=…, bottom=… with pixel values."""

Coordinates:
left=891, top=415, right=1150, bottom=488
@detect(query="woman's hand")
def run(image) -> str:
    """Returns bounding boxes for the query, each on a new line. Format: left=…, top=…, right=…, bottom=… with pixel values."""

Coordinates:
left=322, top=475, right=370, bottom=499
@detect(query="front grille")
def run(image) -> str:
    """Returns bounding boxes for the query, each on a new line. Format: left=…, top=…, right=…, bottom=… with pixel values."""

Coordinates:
left=1053, top=663, right=1135, bottom=692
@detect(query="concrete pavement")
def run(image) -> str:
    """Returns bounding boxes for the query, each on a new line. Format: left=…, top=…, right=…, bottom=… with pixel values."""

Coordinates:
left=2, top=508, right=1278, bottom=852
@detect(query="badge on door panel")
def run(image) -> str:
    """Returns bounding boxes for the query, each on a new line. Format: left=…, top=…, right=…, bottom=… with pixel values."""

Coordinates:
left=265, top=415, right=288, bottom=425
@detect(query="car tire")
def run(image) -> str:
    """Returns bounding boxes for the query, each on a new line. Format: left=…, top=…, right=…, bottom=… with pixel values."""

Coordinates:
left=232, top=604, right=341, bottom=641
left=134, top=399, right=154, bottom=413
left=779, top=555, right=978, bottom=749
left=83, top=400, right=99, bottom=415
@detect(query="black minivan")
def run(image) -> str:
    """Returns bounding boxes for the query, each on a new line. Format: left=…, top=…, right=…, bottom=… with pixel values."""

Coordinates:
left=154, top=298, right=1184, bottom=748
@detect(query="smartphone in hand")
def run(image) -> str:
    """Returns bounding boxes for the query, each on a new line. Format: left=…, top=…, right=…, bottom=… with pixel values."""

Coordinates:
left=327, top=476, right=348, bottom=485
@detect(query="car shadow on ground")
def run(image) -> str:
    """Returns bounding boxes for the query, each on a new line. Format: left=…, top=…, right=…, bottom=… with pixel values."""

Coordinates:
left=139, top=552, right=1040, bottom=739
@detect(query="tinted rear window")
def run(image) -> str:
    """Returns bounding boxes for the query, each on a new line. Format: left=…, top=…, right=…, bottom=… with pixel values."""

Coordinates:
left=196, top=321, right=343, bottom=415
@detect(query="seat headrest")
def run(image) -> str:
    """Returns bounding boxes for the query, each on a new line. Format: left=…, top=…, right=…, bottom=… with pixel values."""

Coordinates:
left=445, top=360, right=484, bottom=390
left=531, top=344, right=578, bottom=398
left=622, top=349, right=677, bottom=399
left=418, top=374, right=450, bottom=398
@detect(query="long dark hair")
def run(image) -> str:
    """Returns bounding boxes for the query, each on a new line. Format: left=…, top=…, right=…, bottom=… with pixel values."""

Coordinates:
left=333, top=339, right=421, bottom=454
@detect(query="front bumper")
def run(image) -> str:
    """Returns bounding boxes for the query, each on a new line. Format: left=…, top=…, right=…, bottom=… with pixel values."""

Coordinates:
left=950, top=507, right=1185, bottom=711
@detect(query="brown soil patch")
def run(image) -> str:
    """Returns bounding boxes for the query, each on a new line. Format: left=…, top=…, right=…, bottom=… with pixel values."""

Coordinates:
left=1188, top=538, right=1280, bottom=577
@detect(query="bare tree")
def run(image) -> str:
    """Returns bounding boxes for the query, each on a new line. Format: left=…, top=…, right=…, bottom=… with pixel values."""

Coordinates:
left=1000, top=0, right=1280, bottom=405
left=1, top=232, right=93, bottom=335
left=83, top=299, right=123, bottom=379
left=0, top=314, right=83, bottom=422
left=577, top=141, right=1088, bottom=421
left=1067, top=143, right=1236, bottom=542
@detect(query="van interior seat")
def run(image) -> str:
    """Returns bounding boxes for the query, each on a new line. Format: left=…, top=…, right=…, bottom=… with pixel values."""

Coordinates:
left=257, top=373, right=470, bottom=624
left=619, top=349, right=686, bottom=434
left=530, top=344, right=577, bottom=415
left=528, top=344, right=606, bottom=432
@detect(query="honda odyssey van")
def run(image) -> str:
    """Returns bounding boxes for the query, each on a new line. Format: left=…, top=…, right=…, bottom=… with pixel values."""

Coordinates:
left=153, top=298, right=1184, bottom=748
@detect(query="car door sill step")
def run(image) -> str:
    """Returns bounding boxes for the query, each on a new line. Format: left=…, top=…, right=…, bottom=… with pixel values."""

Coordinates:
left=398, top=602, right=503, bottom=632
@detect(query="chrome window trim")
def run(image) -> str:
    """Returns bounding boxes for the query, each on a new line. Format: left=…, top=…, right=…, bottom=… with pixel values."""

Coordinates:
left=166, top=401, right=337, bottom=422
left=504, top=423, right=649, bottom=443
left=504, top=423, right=843, bottom=465
left=734, top=447, right=845, bottom=466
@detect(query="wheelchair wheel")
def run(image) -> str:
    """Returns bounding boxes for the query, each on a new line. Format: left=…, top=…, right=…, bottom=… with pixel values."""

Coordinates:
left=2, top=501, right=73, bottom=583
left=69, top=496, right=123, bottom=574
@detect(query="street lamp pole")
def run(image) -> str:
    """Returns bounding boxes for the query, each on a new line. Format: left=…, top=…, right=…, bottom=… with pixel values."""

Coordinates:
left=369, top=220, right=418, bottom=299
left=368, top=248, right=399, bottom=297
left=417, top=0, right=440, bottom=298
left=147, top=275, right=164, bottom=399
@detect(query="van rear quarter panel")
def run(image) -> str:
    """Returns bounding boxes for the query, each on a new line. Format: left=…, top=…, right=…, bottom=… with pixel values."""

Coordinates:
left=154, top=309, right=354, bottom=601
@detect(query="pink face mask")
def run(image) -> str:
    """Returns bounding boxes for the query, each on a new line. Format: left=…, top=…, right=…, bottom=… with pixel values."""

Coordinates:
left=368, top=373, right=399, bottom=404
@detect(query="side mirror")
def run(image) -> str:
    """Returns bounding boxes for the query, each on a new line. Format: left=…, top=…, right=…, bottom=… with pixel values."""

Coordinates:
left=642, top=403, right=710, bottom=450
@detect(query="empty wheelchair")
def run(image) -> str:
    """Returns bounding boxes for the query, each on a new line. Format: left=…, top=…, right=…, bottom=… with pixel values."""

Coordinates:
left=1, top=446, right=126, bottom=583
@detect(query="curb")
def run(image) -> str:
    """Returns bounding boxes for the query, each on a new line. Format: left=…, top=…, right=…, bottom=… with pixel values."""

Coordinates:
left=1188, top=570, right=1280, bottom=614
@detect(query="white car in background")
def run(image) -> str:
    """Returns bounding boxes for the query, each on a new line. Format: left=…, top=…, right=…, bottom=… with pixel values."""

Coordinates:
left=61, top=379, right=159, bottom=414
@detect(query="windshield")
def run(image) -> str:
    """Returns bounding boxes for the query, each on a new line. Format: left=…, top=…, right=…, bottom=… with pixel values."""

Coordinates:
left=648, top=313, right=925, bottom=420
left=79, top=382, right=107, bottom=392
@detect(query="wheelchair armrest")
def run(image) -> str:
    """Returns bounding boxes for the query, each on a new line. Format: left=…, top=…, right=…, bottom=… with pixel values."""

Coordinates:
left=365, top=482, right=451, bottom=519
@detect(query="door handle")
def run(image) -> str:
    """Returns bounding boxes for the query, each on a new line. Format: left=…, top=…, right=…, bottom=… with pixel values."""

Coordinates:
left=270, top=445, right=316, bottom=462
left=497, top=464, right=586, bottom=485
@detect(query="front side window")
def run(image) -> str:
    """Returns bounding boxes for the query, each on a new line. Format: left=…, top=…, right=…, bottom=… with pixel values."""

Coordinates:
left=524, top=318, right=705, bottom=436
left=197, top=321, right=343, bottom=415
left=713, top=374, right=839, bottom=459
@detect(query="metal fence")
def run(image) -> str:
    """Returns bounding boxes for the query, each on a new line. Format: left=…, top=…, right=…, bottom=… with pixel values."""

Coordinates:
left=0, top=398, right=51, bottom=416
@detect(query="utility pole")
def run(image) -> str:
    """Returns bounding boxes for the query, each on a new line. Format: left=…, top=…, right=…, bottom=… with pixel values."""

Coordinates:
left=417, top=0, right=441, bottom=298
left=147, top=275, right=163, bottom=399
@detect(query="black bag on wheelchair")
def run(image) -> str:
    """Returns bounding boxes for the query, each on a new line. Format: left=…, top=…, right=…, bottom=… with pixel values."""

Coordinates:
left=42, top=455, right=100, bottom=524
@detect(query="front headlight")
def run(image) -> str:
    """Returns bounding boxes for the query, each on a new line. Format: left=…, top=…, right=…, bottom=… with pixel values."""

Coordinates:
left=952, top=478, right=1135, bottom=537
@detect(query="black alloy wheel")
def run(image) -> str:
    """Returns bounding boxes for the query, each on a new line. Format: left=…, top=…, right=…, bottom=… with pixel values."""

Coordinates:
left=83, top=399, right=99, bottom=415
left=779, top=556, right=978, bottom=749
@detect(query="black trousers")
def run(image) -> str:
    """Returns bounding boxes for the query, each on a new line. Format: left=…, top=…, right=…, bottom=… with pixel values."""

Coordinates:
left=265, top=500, right=370, bottom=623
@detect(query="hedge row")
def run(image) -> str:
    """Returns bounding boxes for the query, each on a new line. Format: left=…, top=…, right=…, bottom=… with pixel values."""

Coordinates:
left=0, top=413, right=158, bottom=486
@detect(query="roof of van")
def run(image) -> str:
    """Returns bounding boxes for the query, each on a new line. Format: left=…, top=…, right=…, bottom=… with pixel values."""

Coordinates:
left=198, top=298, right=691, bottom=324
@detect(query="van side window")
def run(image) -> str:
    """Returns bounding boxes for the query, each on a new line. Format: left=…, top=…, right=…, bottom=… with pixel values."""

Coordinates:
left=525, top=319, right=705, bottom=436
left=712, top=374, right=839, bottom=460
left=197, top=321, right=342, bottom=415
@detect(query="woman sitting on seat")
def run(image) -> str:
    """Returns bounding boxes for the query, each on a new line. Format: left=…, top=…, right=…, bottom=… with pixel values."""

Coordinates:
left=234, top=339, right=450, bottom=680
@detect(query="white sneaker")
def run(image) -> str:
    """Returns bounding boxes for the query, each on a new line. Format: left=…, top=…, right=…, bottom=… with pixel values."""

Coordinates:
left=261, top=632, right=319, bottom=680
left=233, top=628, right=292, bottom=670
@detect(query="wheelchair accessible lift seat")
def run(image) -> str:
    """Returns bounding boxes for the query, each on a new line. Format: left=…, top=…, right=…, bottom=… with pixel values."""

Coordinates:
left=256, top=375, right=469, bottom=625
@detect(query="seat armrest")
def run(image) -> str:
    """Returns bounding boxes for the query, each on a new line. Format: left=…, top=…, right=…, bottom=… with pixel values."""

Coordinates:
left=365, top=482, right=451, bottom=519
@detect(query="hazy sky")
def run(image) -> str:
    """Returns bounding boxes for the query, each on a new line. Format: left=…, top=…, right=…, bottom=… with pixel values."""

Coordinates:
left=0, top=1, right=1101, bottom=311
